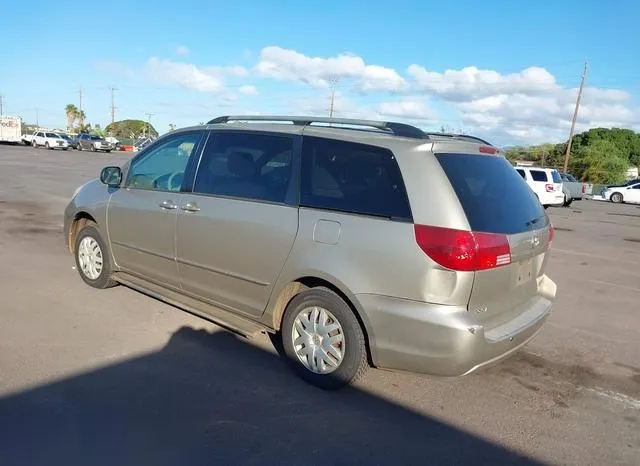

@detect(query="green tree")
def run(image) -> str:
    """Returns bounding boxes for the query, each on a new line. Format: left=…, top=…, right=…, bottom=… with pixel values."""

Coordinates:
left=105, top=119, right=158, bottom=139
left=168, top=123, right=176, bottom=132
left=572, top=140, right=628, bottom=184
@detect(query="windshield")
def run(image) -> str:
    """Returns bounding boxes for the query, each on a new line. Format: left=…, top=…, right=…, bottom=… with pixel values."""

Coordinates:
left=46, top=133, right=59, bottom=138
left=90, top=136, right=103, bottom=141
left=436, top=153, right=548, bottom=234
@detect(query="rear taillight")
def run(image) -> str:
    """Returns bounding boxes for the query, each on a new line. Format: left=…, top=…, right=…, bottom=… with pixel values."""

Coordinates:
left=548, top=224, right=554, bottom=248
left=545, top=184, right=554, bottom=192
left=479, top=145, right=497, bottom=155
left=414, top=225, right=511, bottom=272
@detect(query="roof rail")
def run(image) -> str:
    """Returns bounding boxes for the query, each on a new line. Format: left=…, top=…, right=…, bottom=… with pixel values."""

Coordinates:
left=424, top=132, right=493, bottom=146
left=207, top=115, right=429, bottom=140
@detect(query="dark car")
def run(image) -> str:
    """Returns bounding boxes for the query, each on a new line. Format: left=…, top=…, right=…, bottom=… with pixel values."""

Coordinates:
left=76, top=134, right=113, bottom=152
left=56, top=133, right=75, bottom=148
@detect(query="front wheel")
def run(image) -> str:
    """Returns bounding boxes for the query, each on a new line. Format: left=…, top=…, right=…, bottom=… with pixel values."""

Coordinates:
left=31, top=140, right=37, bottom=148
left=45, top=142, right=51, bottom=150
left=611, top=192, right=623, bottom=203
left=77, top=144, right=82, bottom=151
left=91, top=145, right=96, bottom=152
left=74, top=223, right=117, bottom=289
left=280, top=287, right=368, bottom=390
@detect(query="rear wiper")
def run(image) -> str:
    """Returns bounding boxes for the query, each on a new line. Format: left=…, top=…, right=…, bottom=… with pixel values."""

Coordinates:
left=526, top=216, right=543, bottom=227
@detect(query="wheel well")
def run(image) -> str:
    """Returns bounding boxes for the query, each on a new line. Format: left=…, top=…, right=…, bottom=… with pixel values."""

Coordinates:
left=271, top=276, right=373, bottom=365
left=68, top=212, right=96, bottom=253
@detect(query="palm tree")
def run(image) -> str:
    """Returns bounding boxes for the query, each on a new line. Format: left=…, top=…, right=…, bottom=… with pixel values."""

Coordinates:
left=77, top=109, right=86, bottom=128
left=65, top=104, right=78, bottom=132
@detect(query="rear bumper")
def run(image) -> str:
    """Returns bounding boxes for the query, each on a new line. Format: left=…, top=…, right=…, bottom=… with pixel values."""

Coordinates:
left=357, top=275, right=556, bottom=377
left=540, top=192, right=564, bottom=206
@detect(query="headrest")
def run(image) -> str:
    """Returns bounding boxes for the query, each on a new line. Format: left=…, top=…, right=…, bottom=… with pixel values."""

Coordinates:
left=227, top=151, right=255, bottom=178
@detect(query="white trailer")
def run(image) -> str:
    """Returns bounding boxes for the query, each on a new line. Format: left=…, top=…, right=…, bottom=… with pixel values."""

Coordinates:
left=0, top=115, right=22, bottom=143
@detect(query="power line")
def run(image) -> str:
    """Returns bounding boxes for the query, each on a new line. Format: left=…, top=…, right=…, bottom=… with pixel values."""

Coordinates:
left=563, top=61, right=589, bottom=173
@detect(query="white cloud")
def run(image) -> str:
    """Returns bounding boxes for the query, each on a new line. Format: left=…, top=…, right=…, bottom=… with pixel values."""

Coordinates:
left=255, top=46, right=406, bottom=92
left=145, top=57, right=225, bottom=92
left=407, top=65, right=558, bottom=101
left=376, top=99, right=437, bottom=121
left=175, top=45, right=190, bottom=56
left=239, top=85, right=258, bottom=95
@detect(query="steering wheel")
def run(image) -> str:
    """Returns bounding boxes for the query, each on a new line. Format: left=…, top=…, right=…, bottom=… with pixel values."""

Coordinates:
left=167, top=172, right=184, bottom=191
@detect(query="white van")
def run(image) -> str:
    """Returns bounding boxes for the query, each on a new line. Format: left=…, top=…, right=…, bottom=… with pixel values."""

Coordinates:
left=515, top=167, right=564, bottom=208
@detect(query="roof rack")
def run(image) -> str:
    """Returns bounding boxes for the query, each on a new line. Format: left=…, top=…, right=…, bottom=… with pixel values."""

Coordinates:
left=207, top=115, right=429, bottom=140
left=424, top=132, right=493, bottom=146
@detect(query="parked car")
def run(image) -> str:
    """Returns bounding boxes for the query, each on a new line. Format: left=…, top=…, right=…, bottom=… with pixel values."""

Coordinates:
left=31, top=131, right=69, bottom=150
left=76, top=134, right=113, bottom=152
left=559, top=172, right=585, bottom=206
left=64, top=115, right=556, bottom=390
left=515, top=167, right=564, bottom=209
left=56, top=133, right=75, bottom=148
left=602, top=181, right=640, bottom=204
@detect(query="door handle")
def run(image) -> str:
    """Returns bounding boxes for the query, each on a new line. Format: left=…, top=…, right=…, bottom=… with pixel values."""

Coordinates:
left=159, top=200, right=178, bottom=210
left=180, top=202, right=200, bottom=213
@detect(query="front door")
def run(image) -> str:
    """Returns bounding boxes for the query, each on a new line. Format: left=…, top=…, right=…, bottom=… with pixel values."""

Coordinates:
left=107, top=131, right=203, bottom=288
left=176, top=130, right=300, bottom=318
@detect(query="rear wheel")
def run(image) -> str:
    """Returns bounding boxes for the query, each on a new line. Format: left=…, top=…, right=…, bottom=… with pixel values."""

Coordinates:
left=611, top=192, right=623, bottom=203
left=31, top=140, right=37, bottom=148
left=279, top=287, right=368, bottom=390
left=563, top=193, right=573, bottom=207
left=77, top=144, right=82, bottom=151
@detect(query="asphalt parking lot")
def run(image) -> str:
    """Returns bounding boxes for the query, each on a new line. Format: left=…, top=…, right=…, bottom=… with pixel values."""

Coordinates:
left=0, top=144, right=639, bottom=466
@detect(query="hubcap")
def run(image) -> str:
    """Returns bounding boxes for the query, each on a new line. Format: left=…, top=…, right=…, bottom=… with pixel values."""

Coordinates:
left=78, top=236, right=103, bottom=280
left=292, top=306, right=345, bottom=374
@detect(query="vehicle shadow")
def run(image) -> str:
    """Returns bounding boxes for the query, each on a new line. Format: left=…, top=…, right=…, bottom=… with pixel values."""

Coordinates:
left=0, top=327, right=544, bottom=466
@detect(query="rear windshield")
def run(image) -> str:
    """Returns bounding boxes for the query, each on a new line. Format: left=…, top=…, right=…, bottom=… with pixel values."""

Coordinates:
left=436, top=153, right=548, bottom=234
left=551, top=170, right=562, bottom=183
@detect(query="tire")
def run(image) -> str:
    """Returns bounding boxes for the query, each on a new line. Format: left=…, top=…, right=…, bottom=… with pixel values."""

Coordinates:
left=563, top=194, right=573, bottom=207
left=280, top=287, right=368, bottom=390
left=74, top=223, right=117, bottom=289
left=543, top=205, right=549, bottom=210
left=106, top=150, right=111, bottom=153
left=32, top=140, right=37, bottom=148
left=77, top=144, right=82, bottom=151
left=611, top=192, right=623, bottom=203
left=91, top=145, right=96, bottom=152
left=63, top=148, right=68, bottom=151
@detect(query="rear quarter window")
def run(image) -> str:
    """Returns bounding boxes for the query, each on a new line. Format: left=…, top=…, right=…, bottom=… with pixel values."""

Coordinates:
left=436, top=153, right=548, bottom=234
left=300, top=136, right=412, bottom=221
left=529, top=170, right=548, bottom=182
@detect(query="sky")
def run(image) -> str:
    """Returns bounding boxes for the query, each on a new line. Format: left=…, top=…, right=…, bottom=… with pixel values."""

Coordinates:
left=1, top=0, right=639, bottom=146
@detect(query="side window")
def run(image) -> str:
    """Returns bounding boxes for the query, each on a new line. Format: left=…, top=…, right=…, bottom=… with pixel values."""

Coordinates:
left=516, top=169, right=526, bottom=179
left=126, top=132, right=201, bottom=192
left=530, top=170, right=548, bottom=182
left=193, top=131, right=295, bottom=204
left=633, top=184, right=640, bottom=189
left=300, top=136, right=412, bottom=221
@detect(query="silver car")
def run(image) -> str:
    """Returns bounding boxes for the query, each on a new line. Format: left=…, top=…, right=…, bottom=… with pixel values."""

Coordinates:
left=64, top=115, right=557, bottom=390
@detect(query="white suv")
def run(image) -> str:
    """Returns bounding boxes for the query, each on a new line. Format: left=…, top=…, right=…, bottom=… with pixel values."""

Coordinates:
left=515, top=167, right=564, bottom=208
left=32, top=131, right=69, bottom=150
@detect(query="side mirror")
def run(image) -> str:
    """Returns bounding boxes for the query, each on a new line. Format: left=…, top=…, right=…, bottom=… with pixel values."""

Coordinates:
left=100, top=166, right=122, bottom=187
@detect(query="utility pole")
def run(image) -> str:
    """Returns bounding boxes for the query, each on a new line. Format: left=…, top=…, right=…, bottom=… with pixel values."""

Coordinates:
left=563, top=61, right=588, bottom=173
left=78, top=85, right=84, bottom=126
left=35, top=107, right=39, bottom=128
left=110, top=87, right=117, bottom=126
left=328, top=77, right=338, bottom=119
left=0, top=94, right=3, bottom=116
left=145, top=112, right=155, bottom=138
